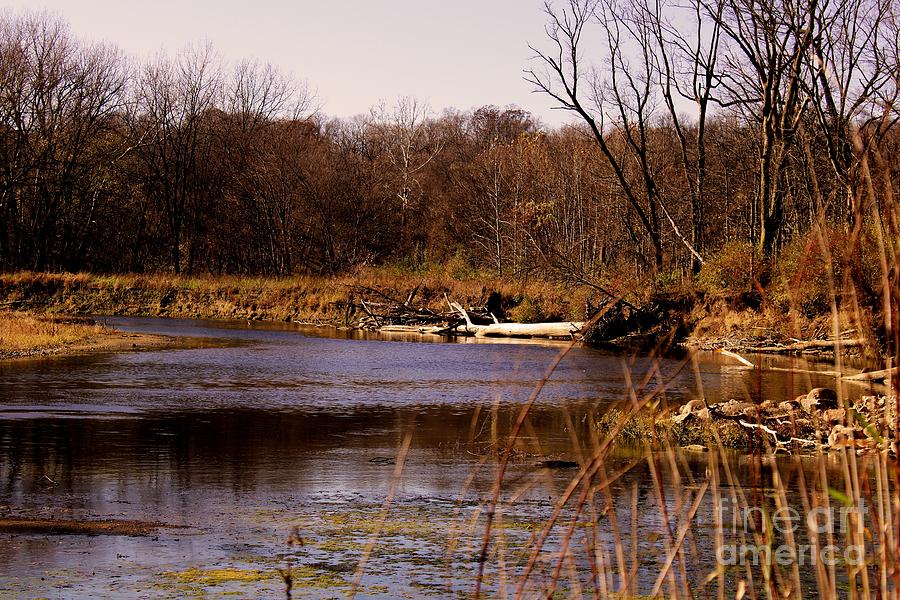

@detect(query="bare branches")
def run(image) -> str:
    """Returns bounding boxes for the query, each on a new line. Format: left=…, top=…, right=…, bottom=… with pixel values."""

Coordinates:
left=528, top=0, right=711, bottom=270
left=0, top=10, right=128, bottom=271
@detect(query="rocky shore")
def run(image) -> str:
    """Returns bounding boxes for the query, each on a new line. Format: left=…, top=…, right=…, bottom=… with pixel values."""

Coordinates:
left=600, top=388, right=898, bottom=454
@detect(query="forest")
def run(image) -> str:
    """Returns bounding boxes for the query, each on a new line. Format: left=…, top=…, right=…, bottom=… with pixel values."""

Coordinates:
left=0, top=1, right=897, bottom=295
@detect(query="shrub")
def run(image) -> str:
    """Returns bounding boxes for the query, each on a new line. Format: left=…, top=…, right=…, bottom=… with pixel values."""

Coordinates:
left=596, top=407, right=752, bottom=449
left=846, top=224, right=888, bottom=303
left=444, top=252, right=483, bottom=280
left=653, top=268, right=686, bottom=293
left=508, top=296, right=545, bottom=323
left=696, top=241, right=761, bottom=295
left=770, top=224, right=881, bottom=316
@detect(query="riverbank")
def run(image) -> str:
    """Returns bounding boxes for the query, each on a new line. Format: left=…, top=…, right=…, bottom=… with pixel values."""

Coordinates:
left=0, top=270, right=881, bottom=356
left=0, top=311, right=175, bottom=361
left=0, top=270, right=589, bottom=324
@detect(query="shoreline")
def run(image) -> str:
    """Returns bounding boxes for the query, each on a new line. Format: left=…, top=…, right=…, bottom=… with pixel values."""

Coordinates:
left=0, top=270, right=883, bottom=360
left=0, top=310, right=180, bottom=362
left=0, top=270, right=579, bottom=324
left=0, top=329, right=179, bottom=362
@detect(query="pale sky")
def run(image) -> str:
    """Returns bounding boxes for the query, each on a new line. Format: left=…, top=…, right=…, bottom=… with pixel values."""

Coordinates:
left=3, top=0, right=574, bottom=125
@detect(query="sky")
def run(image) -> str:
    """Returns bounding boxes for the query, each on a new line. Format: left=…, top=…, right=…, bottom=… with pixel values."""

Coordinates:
left=2, top=0, right=575, bottom=126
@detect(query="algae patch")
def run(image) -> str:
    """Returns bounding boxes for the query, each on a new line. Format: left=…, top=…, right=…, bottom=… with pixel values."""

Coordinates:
left=291, top=566, right=350, bottom=589
left=166, top=567, right=274, bottom=585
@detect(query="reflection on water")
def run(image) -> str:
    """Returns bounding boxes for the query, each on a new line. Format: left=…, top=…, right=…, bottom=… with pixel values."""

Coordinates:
left=0, top=317, right=870, bottom=597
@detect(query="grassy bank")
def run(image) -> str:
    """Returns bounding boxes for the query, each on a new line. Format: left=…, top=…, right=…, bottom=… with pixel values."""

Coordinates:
left=0, top=268, right=884, bottom=358
left=0, top=269, right=590, bottom=325
left=0, top=310, right=172, bottom=360
left=0, top=312, right=100, bottom=353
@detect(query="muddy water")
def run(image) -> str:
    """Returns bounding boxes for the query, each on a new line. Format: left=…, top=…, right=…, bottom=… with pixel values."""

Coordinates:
left=0, top=318, right=862, bottom=598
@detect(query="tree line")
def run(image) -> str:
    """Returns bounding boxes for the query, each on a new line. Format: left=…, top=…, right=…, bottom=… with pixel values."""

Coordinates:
left=0, top=6, right=897, bottom=283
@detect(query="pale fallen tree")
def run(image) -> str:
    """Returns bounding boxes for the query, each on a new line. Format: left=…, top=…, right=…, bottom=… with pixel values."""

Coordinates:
left=717, top=348, right=894, bottom=385
left=449, top=302, right=584, bottom=339
left=722, top=337, right=866, bottom=354
left=347, top=287, right=585, bottom=340
left=746, top=338, right=866, bottom=353
left=842, top=367, right=898, bottom=383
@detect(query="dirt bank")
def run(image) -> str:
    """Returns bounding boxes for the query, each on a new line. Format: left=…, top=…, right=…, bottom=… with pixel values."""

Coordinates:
left=0, top=517, right=177, bottom=536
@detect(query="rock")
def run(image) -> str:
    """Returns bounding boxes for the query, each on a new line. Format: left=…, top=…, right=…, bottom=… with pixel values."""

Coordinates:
left=672, top=411, right=691, bottom=424
left=779, top=400, right=800, bottom=413
left=673, top=399, right=709, bottom=423
left=711, top=400, right=757, bottom=418
left=793, top=418, right=813, bottom=431
left=801, top=388, right=838, bottom=413
left=820, top=408, right=847, bottom=424
left=827, top=425, right=852, bottom=447
left=827, top=424, right=863, bottom=448
left=683, top=399, right=706, bottom=412
left=853, top=396, right=898, bottom=437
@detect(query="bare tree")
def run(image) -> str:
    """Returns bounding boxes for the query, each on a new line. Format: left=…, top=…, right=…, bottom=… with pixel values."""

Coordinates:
left=0, top=11, right=127, bottom=271
left=641, top=0, right=725, bottom=272
left=528, top=0, right=671, bottom=270
left=708, top=0, right=818, bottom=256
left=803, top=0, right=896, bottom=226
left=216, top=61, right=313, bottom=274
left=370, top=97, right=444, bottom=229
left=128, top=44, right=221, bottom=273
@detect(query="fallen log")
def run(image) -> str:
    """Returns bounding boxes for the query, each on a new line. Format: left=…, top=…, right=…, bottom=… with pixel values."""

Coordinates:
left=359, top=300, right=381, bottom=328
left=378, top=324, right=447, bottom=335
left=472, top=321, right=585, bottom=338
left=718, top=349, right=754, bottom=368
left=450, top=302, right=584, bottom=338
left=843, top=366, right=898, bottom=382
left=353, top=288, right=585, bottom=338
left=717, top=348, right=861, bottom=378
left=768, top=366, right=845, bottom=377
left=743, top=338, right=865, bottom=354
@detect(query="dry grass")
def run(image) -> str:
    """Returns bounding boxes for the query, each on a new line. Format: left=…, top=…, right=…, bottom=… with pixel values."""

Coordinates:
left=0, top=311, right=106, bottom=355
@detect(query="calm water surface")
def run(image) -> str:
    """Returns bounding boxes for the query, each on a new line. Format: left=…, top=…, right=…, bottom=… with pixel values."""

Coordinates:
left=0, top=317, right=858, bottom=598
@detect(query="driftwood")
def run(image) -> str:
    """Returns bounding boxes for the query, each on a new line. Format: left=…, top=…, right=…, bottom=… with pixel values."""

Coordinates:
left=472, top=322, right=585, bottom=338
left=843, top=367, right=898, bottom=382
left=737, top=420, right=822, bottom=449
left=450, top=302, right=584, bottom=339
left=718, top=348, right=868, bottom=379
left=345, top=286, right=583, bottom=339
left=739, top=338, right=865, bottom=354
left=769, top=365, right=845, bottom=378
left=719, top=349, right=754, bottom=367
left=378, top=324, right=447, bottom=335
left=347, top=285, right=463, bottom=330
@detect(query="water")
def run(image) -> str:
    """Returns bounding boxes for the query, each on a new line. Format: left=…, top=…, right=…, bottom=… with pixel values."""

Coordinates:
left=0, top=317, right=864, bottom=597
